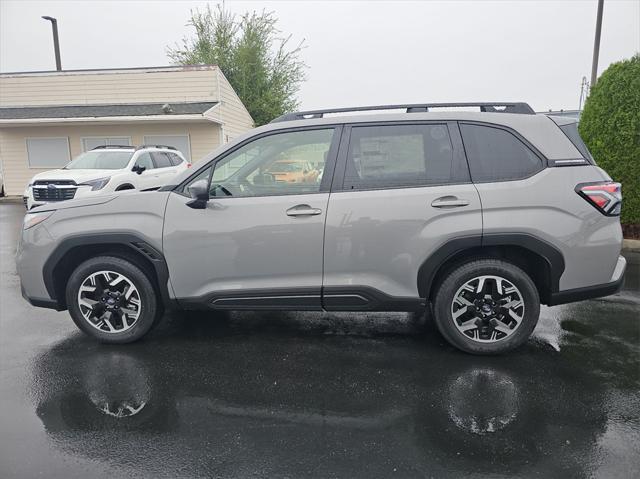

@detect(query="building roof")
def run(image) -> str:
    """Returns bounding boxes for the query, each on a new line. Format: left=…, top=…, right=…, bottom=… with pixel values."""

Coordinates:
left=0, top=101, right=218, bottom=120
left=0, top=65, right=218, bottom=77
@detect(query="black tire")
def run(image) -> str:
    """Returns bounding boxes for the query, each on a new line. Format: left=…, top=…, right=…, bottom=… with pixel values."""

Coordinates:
left=65, top=256, right=160, bottom=344
left=433, top=259, right=540, bottom=355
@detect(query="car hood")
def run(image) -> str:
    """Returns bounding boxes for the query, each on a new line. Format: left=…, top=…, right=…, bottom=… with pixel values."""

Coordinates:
left=30, top=169, right=119, bottom=184
left=30, top=189, right=167, bottom=213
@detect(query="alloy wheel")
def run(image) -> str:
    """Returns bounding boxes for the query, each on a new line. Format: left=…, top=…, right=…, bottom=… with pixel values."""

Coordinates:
left=451, top=275, right=525, bottom=343
left=77, top=270, right=142, bottom=334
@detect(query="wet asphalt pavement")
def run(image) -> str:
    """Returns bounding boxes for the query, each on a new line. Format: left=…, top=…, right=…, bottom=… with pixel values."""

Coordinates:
left=0, top=202, right=639, bottom=478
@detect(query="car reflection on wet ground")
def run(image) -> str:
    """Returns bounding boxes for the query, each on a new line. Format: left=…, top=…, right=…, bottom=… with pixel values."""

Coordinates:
left=1, top=202, right=639, bottom=478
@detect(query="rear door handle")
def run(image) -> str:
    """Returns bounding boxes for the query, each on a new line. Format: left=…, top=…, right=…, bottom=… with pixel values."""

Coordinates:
left=431, top=196, right=470, bottom=208
left=286, top=204, right=322, bottom=216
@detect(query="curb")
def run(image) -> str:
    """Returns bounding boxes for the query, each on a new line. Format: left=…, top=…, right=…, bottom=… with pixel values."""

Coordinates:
left=0, top=195, right=22, bottom=205
left=622, top=239, right=640, bottom=253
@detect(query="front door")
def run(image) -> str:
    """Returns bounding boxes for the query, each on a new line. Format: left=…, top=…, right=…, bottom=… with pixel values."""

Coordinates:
left=163, top=127, right=341, bottom=310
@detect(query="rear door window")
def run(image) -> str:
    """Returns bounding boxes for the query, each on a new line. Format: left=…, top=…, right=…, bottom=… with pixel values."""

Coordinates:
left=459, top=124, right=543, bottom=182
left=152, top=152, right=173, bottom=168
left=343, top=124, right=468, bottom=190
left=168, top=152, right=184, bottom=166
left=134, top=152, right=155, bottom=170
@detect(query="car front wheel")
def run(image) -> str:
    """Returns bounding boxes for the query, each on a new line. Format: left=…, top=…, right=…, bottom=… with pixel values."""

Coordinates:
left=433, top=259, right=540, bottom=355
left=66, top=256, right=160, bottom=344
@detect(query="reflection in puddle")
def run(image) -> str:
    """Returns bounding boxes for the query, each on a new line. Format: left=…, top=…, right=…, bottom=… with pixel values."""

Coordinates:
left=447, top=368, right=519, bottom=435
left=85, top=353, right=151, bottom=419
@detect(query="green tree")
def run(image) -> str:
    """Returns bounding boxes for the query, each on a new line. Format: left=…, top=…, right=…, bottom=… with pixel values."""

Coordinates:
left=168, top=4, right=306, bottom=126
left=579, top=54, right=640, bottom=225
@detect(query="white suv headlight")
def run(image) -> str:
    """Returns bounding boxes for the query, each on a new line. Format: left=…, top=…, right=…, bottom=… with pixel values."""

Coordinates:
left=79, top=177, right=111, bottom=191
left=23, top=211, right=54, bottom=230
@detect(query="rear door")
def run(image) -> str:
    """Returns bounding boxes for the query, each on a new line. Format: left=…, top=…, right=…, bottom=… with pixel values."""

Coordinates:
left=322, top=122, right=482, bottom=308
left=150, top=151, right=180, bottom=187
left=131, top=152, right=158, bottom=189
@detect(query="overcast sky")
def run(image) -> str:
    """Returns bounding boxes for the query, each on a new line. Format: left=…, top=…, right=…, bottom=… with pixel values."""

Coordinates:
left=1, top=0, right=638, bottom=111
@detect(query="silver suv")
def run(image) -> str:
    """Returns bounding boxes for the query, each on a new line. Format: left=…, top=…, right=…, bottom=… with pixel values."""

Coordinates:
left=16, top=102, right=626, bottom=354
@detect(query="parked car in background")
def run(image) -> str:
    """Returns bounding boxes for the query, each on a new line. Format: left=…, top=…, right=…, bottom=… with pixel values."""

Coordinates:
left=23, top=145, right=189, bottom=209
left=265, top=159, right=319, bottom=184
left=16, top=102, right=625, bottom=354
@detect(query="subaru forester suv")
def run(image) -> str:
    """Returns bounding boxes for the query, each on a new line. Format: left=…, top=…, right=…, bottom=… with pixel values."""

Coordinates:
left=23, top=145, right=189, bottom=210
left=16, top=103, right=626, bottom=354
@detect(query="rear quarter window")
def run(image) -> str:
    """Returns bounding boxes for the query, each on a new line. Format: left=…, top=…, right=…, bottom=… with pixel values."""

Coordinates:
left=460, top=124, right=543, bottom=182
left=559, top=123, right=594, bottom=163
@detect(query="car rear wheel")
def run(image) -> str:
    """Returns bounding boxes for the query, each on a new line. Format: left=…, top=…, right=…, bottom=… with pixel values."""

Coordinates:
left=66, top=256, right=160, bottom=344
left=433, top=259, right=540, bottom=355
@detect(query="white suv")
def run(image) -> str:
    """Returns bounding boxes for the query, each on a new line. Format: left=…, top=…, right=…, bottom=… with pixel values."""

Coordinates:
left=23, top=145, right=189, bottom=209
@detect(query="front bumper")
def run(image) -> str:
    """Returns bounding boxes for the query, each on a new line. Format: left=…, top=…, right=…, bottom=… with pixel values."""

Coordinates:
left=548, top=255, right=627, bottom=306
left=21, top=283, right=63, bottom=310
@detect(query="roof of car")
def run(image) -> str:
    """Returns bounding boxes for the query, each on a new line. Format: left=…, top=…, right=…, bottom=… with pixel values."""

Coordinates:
left=239, top=109, right=581, bottom=161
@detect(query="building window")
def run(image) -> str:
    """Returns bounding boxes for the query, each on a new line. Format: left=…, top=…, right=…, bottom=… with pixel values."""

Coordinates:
left=26, top=137, right=70, bottom=168
left=143, top=135, right=191, bottom=161
left=82, top=137, right=131, bottom=152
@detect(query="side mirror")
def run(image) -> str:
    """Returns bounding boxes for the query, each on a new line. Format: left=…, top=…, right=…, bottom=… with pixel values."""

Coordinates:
left=132, top=165, right=146, bottom=175
left=186, top=179, right=209, bottom=209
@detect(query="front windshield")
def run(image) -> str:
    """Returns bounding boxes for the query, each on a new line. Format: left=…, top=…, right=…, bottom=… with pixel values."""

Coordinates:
left=65, top=150, right=134, bottom=170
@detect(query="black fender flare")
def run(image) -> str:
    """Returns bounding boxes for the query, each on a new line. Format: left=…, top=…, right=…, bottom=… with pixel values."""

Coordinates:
left=42, top=233, right=173, bottom=309
left=417, top=233, right=565, bottom=299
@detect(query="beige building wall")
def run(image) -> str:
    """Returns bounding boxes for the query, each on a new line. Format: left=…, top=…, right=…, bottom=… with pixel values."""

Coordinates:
left=0, top=122, right=221, bottom=195
left=0, top=66, right=254, bottom=137
left=0, top=66, right=219, bottom=106
left=210, top=70, right=255, bottom=142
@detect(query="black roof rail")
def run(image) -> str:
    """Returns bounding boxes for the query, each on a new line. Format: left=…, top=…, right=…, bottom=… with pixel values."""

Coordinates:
left=91, top=145, right=134, bottom=150
left=136, top=144, right=178, bottom=151
left=271, top=102, right=536, bottom=123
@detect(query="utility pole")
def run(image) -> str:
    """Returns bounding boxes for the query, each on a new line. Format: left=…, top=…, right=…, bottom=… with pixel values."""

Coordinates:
left=42, top=16, right=62, bottom=71
left=590, top=0, right=604, bottom=88
left=579, top=76, right=590, bottom=111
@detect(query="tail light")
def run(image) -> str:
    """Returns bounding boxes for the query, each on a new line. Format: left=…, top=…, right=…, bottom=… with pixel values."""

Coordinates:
left=187, top=163, right=192, bottom=168
left=576, top=181, right=622, bottom=216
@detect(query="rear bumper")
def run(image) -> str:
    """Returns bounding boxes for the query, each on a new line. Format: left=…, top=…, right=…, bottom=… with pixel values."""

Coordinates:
left=548, top=255, right=626, bottom=306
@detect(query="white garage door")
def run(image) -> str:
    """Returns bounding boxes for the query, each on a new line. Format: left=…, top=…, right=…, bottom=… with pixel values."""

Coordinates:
left=143, top=135, right=191, bottom=161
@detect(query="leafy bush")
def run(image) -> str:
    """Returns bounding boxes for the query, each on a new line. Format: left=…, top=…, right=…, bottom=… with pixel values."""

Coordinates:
left=579, top=54, right=640, bottom=225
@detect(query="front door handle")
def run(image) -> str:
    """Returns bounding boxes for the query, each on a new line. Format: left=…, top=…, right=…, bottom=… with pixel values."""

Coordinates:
left=431, top=196, right=470, bottom=208
left=286, top=204, right=322, bottom=216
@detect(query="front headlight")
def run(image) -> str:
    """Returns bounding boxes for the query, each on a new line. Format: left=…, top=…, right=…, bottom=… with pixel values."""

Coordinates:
left=79, top=177, right=111, bottom=191
left=23, top=211, right=54, bottom=230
